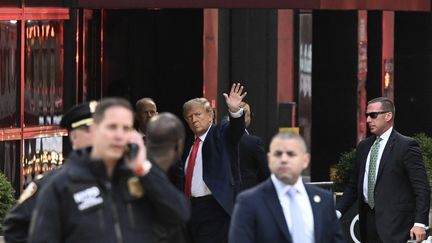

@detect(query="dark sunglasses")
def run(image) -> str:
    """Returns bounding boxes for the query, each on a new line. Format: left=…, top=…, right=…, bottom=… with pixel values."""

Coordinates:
left=365, top=111, right=390, bottom=119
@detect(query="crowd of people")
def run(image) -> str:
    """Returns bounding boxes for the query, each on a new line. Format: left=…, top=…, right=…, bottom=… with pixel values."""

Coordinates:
left=2, top=84, right=430, bottom=243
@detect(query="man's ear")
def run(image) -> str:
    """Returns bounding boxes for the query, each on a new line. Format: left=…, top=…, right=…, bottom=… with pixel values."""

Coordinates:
left=385, top=112, right=393, bottom=122
left=303, top=153, right=311, bottom=169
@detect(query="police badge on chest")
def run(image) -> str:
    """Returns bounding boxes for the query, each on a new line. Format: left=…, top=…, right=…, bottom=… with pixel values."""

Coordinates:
left=127, top=176, right=145, bottom=198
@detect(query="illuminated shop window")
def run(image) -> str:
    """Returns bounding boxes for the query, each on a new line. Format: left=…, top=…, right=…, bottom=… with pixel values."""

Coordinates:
left=24, top=20, right=64, bottom=127
left=0, top=21, right=19, bottom=128
left=23, top=136, right=64, bottom=188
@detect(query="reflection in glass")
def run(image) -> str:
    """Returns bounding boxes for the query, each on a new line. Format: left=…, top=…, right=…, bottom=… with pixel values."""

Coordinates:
left=25, top=20, right=64, bottom=126
left=0, top=21, right=19, bottom=128
left=0, top=1, right=19, bottom=7
left=23, top=136, right=63, bottom=188
left=0, top=140, right=20, bottom=197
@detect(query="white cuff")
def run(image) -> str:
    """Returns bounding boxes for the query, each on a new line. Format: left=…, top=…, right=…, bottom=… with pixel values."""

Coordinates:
left=229, top=108, right=243, bottom=118
left=414, top=223, right=427, bottom=229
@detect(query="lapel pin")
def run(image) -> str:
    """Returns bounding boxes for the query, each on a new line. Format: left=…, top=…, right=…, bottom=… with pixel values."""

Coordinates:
left=313, top=195, right=321, bottom=203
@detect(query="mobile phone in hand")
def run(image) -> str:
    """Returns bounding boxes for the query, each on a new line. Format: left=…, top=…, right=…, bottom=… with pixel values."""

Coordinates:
left=125, top=143, right=139, bottom=161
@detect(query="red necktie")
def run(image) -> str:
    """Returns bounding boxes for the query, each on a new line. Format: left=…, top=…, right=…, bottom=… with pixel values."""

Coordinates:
left=184, top=137, right=201, bottom=198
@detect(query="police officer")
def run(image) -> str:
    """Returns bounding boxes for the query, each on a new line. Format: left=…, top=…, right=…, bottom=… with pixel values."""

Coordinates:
left=28, top=98, right=190, bottom=243
left=3, top=101, right=98, bottom=243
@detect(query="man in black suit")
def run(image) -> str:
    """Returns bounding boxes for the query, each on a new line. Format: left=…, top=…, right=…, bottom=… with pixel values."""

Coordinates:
left=179, top=83, right=246, bottom=243
left=229, top=131, right=345, bottom=243
left=238, top=101, right=269, bottom=191
left=336, top=97, right=430, bottom=242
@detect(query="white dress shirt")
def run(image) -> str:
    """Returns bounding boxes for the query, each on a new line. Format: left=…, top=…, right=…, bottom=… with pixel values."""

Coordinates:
left=185, top=108, right=244, bottom=197
left=363, top=127, right=392, bottom=202
left=271, top=175, right=314, bottom=243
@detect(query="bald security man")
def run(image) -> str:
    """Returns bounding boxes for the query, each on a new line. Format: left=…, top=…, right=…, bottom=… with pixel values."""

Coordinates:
left=135, top=97, right=158, bottom=138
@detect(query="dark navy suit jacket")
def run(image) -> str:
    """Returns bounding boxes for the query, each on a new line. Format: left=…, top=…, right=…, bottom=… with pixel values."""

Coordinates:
left=229, top=178, right=345, bottom=243
left=178, top=114, right=245, bottom=215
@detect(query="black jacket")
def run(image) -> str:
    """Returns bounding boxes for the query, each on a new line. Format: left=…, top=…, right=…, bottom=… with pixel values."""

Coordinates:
left=3, top=150, right=91, bottom=243
left=28, top=149, right=190, bottom=243
left=3, top=170, right=56, bottom=243
left=238, top=133, right=270, bottom=191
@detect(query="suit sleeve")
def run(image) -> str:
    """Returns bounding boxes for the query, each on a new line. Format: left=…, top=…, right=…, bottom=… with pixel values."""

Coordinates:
left=140, top=166, right=190, bottom=225
left=403, top=139, right=430, bottom=224
left=226, top=113, right=246, bottom=146
left=226, top=114, right=246, bottom=187
left=325, top=193, right=347, bottom=243
left=228, top=193, right=256, bottom=243
left=335, top=147, right=361, bottom=215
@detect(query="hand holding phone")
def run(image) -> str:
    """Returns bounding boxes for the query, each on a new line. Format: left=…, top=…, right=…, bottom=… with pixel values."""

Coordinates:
left=125, top=130, right=151, bottom=176
left=125, top=143, right=139, bottom=161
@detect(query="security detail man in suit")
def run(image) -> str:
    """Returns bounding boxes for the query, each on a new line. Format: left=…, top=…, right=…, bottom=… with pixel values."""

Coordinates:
left=238, top=101, right=270, bottom=191
left=336, top=97, right=430, bottom=243
left=146, top=112, right=190, bottom=243
left=229, top=131, right=345, bottom=243
left=178, top=83, right=246, bottom=243
left=3, top=101, right=97, bottom=243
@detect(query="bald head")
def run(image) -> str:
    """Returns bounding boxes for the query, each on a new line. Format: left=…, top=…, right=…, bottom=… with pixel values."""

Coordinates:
left=146, top=112, right=185, bottom=171
left=135, top=98, right=158, bottom=133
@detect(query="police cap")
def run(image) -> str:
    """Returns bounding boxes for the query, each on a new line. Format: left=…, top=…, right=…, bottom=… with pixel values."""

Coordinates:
left=60, top=101, right=98, bottom=131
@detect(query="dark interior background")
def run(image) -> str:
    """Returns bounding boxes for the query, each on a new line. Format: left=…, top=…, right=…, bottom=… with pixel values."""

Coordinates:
left=103, top=9, right=203, bottom=120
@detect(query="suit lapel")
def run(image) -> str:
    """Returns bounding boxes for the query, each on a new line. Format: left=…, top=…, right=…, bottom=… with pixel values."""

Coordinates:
left=359, top=137, right=375, bottom=185
left=262, top=179, right=292, bottom=242
left=376, top=130, right=396, bottom=182
left=305, top=185, right=322, bottom=243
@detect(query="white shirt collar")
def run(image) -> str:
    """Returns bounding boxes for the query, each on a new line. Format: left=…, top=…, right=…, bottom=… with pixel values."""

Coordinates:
left=271, top=174, right=307, bottom=197
left=197, top=123, right=212, bottom=142
left=378, top=126, right=393, bottom=142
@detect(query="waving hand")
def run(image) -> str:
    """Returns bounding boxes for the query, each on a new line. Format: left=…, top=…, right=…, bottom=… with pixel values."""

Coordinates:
left=223, top=83, right=247, bottom=113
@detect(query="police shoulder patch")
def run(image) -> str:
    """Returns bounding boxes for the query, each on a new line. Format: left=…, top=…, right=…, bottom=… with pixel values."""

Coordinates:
left=18, top=182, right=38, bottom=204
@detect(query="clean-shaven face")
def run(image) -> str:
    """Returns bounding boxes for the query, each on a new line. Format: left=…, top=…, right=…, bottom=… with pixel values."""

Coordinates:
left=184, top=104, right=213, bottom=137
left=91, top=106, right=134, bottom=163
left=268, top=137, right=310, bottom=185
